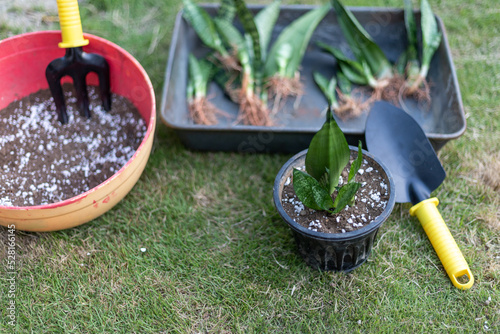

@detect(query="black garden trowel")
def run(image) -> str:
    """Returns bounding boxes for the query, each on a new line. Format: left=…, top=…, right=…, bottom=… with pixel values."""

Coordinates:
left=365, top=101, right=473, bottom=290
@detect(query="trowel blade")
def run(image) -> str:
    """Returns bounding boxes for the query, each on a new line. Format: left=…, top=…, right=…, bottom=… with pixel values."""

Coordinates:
left=365, top=101, right=446, bottom=204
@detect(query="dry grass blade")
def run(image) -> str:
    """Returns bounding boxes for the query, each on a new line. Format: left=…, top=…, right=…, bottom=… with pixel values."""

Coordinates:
left=477, top=152, right=500, bottom=193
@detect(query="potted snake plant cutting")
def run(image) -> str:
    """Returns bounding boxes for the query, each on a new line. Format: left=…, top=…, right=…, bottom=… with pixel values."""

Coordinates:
left=272, top=75, right=396, bottom=271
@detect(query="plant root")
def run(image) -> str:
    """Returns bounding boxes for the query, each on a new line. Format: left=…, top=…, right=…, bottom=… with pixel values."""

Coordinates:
left=365, top=76, right=404, bottom=106
left=266, top=74, right=304, bottom=100
left=188, top=97, right=227, bottom=125
left=379, top=75, right=407, bottom=105
left=224, top=73, right=241, bottom=103
left=236, top=93, right=272, bottom=126
left=267, top=74, right=304, bottom=116
left=334, top=90, right=370, bottom=120
left=214, top=51, right=242, bottom=72
left=402, top=75, right=431, bottom=104
left=366, top=75, right=432, bottom=112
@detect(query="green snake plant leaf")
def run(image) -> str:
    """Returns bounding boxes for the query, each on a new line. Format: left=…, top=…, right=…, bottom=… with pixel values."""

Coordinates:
left=313, top=72, right=338, bottom=109
left=186, top=77, right=194, bottom=101
left=182, top=0, right=226, bottom=55
left=305, top=108, right=350, bottom=195
left=331, top=0, right=392, bottom=80
left=360, top=60, right=378, bottom=88
left=420, top=0, right=442, bottom=76
left=214, top=18, right=247, bottom=56
left=395, top=48, right=408, bottom=75
left=293, top=169, right=335, bottom=211
left=317, top=42, right=370, bottom=86
left=254, top=0, right=281, bottom=61
left=337, top=71, right=352, bottom=96
left=265, top=4, right=330, bottom=78
left=348, top=141, right=363, bottom=183
left=402, top=0, right=420, bottom=79
left=188, top=54, right=213, bottom=98
left=340, top=62, right=371, bottom=86
left=332, top=181, right=361, bottom=213
left=404, top=0, right=418, bottom=59
left=217, top=0, right=236, bottom=22
left=276, top=43, right=293, bottom=77
left=198, top=58, right=215, bottom=80
left=232, top=0, right=263, bottom=89
left=212, top=68, right=240, bottom=102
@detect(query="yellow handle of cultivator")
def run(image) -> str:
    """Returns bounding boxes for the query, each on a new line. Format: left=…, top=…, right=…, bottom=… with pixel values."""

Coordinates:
left=56, top=0, right=89, bottom=48
left=410, top=198, right=474, bottom=290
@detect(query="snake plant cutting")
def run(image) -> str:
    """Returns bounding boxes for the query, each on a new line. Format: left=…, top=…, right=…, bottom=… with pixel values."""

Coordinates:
left=187, top=54, right=226, bottom=125
left=313, top=70, right=365, bottom=120
left=265, top=4, right=330, bottom=102
left=313, top=72, right=339, bottom=112
left=404, top=0, right=442, bottom=95
left=397, top=0, right=420, bottom=79
left=213, top=0, right=281, bottom=125
left=292, top=102, right=363, bottom=213
left=326, top=0, right=394, bottom=91
left=293, top=71, right=367, bottom=213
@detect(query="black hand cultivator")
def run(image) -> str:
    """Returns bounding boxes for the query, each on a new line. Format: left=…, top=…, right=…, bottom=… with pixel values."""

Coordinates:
left=45, top=0, right=111, bottom=124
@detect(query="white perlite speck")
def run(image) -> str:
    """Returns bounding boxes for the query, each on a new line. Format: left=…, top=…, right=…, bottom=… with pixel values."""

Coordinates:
left=370, top=192, right=381, bottom=202
left=0, top=197, right=13, bottom=206
left=284, top=177, right=291, bottom=186
left=308, top=219, right=323, bottom=231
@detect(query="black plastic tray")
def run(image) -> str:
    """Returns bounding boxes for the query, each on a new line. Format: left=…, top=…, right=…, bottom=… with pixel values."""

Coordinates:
left=160, top=4, right=466, bottom=153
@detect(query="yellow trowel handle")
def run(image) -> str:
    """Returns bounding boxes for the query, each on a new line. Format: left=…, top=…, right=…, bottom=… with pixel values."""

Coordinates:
left=56, top=0, right=89, bottom=48
left=410, top=198, right=474, bottom=290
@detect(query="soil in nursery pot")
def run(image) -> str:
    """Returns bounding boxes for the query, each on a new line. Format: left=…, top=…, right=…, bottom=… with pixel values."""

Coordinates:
left=281, top=152, right=390, bottom=234
left=0, top=84, right=146, bottom=207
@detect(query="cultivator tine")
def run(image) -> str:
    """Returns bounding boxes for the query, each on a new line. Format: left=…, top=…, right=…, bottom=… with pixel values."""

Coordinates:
left=91, top=53, right=112, bottom=112
left=45, top=60, right=69, bottom=124
left=72, top=68, right=91, bottom=119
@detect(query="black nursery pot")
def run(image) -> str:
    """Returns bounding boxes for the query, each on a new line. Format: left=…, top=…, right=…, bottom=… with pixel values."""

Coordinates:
left=273, top=146, right=396, bottom=272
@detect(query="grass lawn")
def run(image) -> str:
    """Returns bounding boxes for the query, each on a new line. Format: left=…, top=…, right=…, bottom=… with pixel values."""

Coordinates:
left=1, top=0, right=499, bottom=332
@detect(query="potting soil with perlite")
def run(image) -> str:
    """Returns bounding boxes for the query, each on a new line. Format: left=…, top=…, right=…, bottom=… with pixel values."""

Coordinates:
left=0, top=85, right=146, bottom=207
